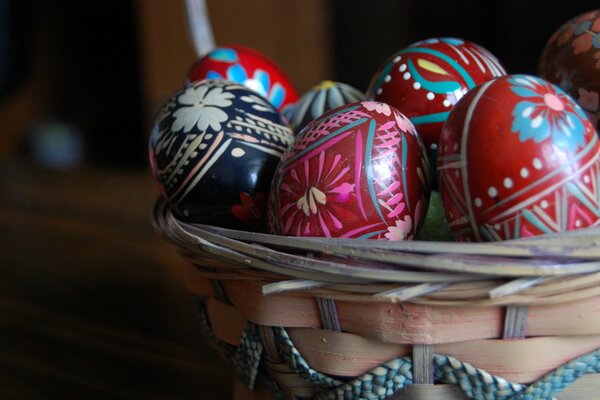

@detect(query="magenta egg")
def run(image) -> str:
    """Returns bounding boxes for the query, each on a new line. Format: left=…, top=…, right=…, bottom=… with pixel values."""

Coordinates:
left=367, top=38, right=506, bottom=150
left=268, top=101, right=431, bottom=240
left=438, top=74, right=600, bottom=242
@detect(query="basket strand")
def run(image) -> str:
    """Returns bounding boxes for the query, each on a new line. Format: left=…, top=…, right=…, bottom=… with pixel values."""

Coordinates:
left=193, top=298, right=236, bottom=355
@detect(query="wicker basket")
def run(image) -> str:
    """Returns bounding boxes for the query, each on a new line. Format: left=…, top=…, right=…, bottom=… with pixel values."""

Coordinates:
left=153, top=199, right=600, bottom=400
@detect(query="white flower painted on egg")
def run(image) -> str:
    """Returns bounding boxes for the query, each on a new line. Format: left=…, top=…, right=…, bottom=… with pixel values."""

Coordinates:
left=171, top=85, right=235, bottom=132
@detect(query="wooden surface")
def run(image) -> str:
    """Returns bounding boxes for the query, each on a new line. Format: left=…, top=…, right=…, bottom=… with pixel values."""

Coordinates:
left=0, top=161, right=233, bottom=399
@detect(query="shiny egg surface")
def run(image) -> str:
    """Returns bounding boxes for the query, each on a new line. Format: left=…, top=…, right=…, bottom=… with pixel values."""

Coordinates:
left=539, top=10, right=600, bottom=130
left=149, top=79, right=294, bottom=230
left=438, top=75, right=600, bottom=241
left=368, top=38, right=506, bottom=150
left=269, top=101, right=431, bottom=240
left=187, top=45, right=299, bottom=112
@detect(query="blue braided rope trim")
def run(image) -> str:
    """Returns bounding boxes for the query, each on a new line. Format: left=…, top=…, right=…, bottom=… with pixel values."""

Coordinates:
left=513, top=347, right=600, bottom=400
left=275, top=327, right=413, bottom=399
left=192, top=305, right=600, bottom=400
left=434, top=354, right=525, bottom=399
left=274, top=327, right=343, bottom=390
left=274, top=326, right=600, bottom=400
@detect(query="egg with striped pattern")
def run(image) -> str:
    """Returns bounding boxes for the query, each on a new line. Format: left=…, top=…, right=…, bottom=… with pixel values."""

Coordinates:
left=286, top=80, right=366, bottom=133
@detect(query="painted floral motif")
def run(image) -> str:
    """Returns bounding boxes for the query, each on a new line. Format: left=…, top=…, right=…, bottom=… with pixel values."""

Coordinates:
left=231, top=192, right=267, bottom=229
left=384, top=215, right=413, bottom=240
left=207, top=59, right=286, bottom=109
left=394, top=111, right=417, bottom=135
left=171, top=85, right=234, bottom=132
left=279, top=151, right=356, bottom=237
left=573, top=32, right=593, bottom=54
left=577, top=88, right=600, bottom=127
left=552, top=12, right=600, bottom=60
left=384, top=199, right=424, bottom=240
left=510, top=75, right=588, bottom=152
left=363, top=101, right=392, bottom=116
left=208, top=48, right=239, bottom=63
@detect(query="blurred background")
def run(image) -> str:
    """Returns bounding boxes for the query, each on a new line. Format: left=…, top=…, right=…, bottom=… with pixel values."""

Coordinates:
left=1, top=1, right=599, bottom=398
left=2, top=0, right=599, bottom=170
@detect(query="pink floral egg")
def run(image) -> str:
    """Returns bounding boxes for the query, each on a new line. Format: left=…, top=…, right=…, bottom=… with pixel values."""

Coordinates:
left=538, top=10, right=600, bottom=131
left=438, top=74, right=600, bottom=242
left=268, top=101, right=431, bottom=240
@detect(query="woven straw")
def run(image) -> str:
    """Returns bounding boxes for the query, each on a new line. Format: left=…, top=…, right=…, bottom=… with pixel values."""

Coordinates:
left=153, top=199, right=600, bottom=400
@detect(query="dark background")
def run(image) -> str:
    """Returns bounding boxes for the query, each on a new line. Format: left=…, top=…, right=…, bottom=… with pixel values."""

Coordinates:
left=2, top=0, right=599, bottom=169
left=333, top=1, right=600, bottom=90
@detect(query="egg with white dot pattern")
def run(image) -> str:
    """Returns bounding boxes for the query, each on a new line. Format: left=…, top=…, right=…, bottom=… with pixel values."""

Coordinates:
left=437, top=74, right=600, bottom=242
left=149, top=79, right=294, bottom=230
left=367, top=38, right=506, bottom=150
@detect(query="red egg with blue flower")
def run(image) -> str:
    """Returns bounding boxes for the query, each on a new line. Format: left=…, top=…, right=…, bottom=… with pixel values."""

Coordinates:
left=438, top=74, right=600, bottom=242
left=187, top=45, right=299, bottom=113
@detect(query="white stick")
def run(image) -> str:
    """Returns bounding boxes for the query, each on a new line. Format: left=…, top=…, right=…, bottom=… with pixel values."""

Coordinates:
left=184, top=0, right=216, bottom=58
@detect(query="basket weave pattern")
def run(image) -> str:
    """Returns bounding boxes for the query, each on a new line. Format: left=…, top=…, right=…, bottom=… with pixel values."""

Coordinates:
left=153, top=200, right=600, bottom=399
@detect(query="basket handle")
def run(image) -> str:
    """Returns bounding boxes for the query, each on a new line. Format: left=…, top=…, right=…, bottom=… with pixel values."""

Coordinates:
left=184, top=0, right=215, bottom=57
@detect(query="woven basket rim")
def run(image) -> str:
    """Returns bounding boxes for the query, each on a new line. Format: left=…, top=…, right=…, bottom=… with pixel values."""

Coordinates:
left=153, top=199, right=600, bottom=304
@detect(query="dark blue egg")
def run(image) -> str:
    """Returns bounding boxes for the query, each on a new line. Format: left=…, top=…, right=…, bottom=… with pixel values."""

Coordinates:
left=149, top=79, right=294, bottom=230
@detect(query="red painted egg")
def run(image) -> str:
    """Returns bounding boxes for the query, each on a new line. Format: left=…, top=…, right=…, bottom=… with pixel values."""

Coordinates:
left=367, top=38, right=506, bottom=150
left=539, top=10, right=600, bottom=131
left=268, top=101, right=431, bottom=240
left=438, top=74, right=600, bottom=242
left=187, top=45, right=299, bottom=112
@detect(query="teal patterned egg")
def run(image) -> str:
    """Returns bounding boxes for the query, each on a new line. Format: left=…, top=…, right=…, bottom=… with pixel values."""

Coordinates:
left=287, top=81, right=366, bottom=133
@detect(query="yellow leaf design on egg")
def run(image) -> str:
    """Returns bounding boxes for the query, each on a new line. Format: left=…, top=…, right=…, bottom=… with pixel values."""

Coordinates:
left=417, top=59, right=450, bottom=75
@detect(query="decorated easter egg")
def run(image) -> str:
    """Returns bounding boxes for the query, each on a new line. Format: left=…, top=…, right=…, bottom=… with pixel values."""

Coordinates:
left=438, top=74, right=600, bottom=242
left=538, top=10, right=600, bottom=130
left=268, top=101, right=431, bottom=240
left=149, top=79, right=294, bottom=230
left=286, top=80, right=366, bottom=133
left=187, top=45, right=299, bottom=113
left=367, top=38, right=506, bottom=150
